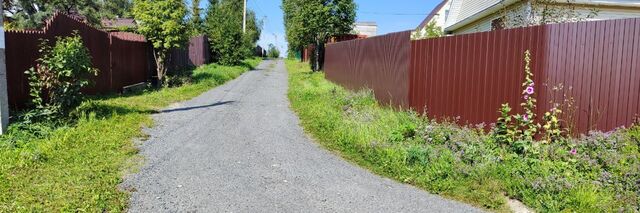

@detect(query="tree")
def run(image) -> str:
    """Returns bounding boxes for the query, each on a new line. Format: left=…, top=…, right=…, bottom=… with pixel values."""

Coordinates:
left=99, top=0, right=133, bottom=19
left=3, top=0, right=133, bottom=29
left=241, top=10, right=263, bottom=58
left=204, top=0, right=261, bottom=65
left=188, top=0, right=204, bottom=36
left=282, top=0, right=356, bottom=71
left=132, top=0, right=188, bottom=87
left=266, top=43, right=280, bottom=58
left=411, top=20, right=442, bottom=40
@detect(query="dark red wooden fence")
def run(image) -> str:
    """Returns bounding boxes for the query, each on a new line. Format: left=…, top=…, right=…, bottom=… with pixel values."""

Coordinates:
left=5, top=13, right=211, bottom=109
left=324, top=18, right=640, bottom=134
left=325, top=31, right=411, bottom=107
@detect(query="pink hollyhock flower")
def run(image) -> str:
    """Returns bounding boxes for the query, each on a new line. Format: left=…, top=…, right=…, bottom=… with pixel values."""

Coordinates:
left=530, top=82, right=535, bottom=87
left=523, top=114, right=529, bottom=121
left=570, top=148, right=577, bottom=155
left=525, top=86, right=534, bottom=95
left=524, top=95, right=529, bottom=100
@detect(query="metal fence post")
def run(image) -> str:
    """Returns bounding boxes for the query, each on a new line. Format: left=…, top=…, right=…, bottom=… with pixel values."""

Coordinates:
left=0, top=3, right=9, bottom=134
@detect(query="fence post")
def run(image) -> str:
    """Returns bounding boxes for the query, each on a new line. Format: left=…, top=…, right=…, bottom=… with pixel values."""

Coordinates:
left=0, top=3, right=9, bottom=134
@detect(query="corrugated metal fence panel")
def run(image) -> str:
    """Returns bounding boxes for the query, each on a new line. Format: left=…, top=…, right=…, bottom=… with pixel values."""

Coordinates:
left=324, top=31, right=411, bottom=107
left=409, top=18, right=639, bottom=134
left=410, top=26, right=546, bottom=125
left=188, top=35, right=210, bottom=67
left=4, top=31, right=45, bottom=108
left=543, top=18, right=640, bottom=133
left=4, top=14, right=210, bottom=109
left=110, top=36, right=151, bottom=89
left=326, top=18, right=639, bottom=134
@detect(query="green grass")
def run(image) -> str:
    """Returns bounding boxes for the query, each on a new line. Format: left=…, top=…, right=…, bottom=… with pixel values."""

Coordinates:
left=286, top=59, right=640, bottom=212
left=0, top=58, right=261, bottom=212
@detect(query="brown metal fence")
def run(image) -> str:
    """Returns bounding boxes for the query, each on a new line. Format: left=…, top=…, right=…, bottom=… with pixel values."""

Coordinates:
left=5, top=13, right=212, bottom=109
left=325, top=31, right=412, bottom=107
left=324, top=18, right=640, bottom=134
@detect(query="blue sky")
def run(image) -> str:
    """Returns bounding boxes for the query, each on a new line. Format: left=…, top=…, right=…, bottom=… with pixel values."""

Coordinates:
left=195, top=0, right=441, bottom=55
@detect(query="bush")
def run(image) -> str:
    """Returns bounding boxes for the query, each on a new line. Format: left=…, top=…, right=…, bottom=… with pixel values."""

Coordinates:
left=24, top=32, right=98, bottom=122
left=266, top=44, right=280, bottom=58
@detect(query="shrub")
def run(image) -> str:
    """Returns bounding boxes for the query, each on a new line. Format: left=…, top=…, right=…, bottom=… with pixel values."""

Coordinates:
left=267, top=44, right=281, bottom=59
left=24, top=32, right=98, bottom=122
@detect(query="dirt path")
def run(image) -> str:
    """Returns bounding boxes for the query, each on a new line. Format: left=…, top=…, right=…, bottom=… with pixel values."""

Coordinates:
left=124, top=60, right=482, bottom=212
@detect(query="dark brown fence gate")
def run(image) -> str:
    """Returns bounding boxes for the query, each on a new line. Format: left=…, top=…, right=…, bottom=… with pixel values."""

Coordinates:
left=324, top=18, right=640, bottom=134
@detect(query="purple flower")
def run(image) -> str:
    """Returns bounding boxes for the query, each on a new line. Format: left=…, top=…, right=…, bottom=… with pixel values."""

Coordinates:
left=530, top=82, right=535, bottom=87
left=523, top=114, right=529, bottom=121
left=524, top=95, right=529, bottom=100
left=570, top=148, right=577, bottom=155
left=525, top=86, right=534, bottom=95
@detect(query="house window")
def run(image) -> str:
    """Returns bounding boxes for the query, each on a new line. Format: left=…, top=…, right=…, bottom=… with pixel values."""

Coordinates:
left=492, top=17, right=505, bottom=31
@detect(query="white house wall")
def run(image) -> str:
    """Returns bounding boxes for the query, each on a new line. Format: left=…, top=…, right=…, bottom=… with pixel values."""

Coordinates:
left=451, top=2, right=640, bottom=34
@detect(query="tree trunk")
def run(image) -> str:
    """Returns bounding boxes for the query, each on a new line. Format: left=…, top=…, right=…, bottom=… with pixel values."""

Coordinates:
left=312, top=39, right=325, bottom=71
left=153, top=49, right=167, bottom=88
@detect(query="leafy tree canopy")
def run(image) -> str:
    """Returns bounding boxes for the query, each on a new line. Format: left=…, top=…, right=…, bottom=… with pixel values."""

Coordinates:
left=282, top=0, right=356, bottom=70
left=204, top=0, right=262, bottom=65
left=132, top=0, right=188, bottom=86
left=3, top=0, right=132, bottom=29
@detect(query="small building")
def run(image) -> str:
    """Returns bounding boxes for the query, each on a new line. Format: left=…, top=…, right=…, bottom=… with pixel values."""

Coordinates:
left=353, top=22, right=378, bottom=37
left=101, top=18, right=137, bottom=31
left=418, top=0, right=640, bottom=35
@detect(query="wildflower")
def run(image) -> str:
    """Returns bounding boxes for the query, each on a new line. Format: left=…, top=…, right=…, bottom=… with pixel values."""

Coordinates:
left=570, top=148, right=577, bottom=155
left=524, top=95, right=529, bottom=100
left=530, top=82, right=535, bottom=87
left=523, top=114, right=529, bottom=122
left=525, top=86, right=534, bottom=95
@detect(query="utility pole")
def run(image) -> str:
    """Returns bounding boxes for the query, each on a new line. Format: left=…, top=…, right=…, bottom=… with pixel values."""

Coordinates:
left=0, top=2, right=9, bottom=134
left=242, top=0, right=247, bottom=33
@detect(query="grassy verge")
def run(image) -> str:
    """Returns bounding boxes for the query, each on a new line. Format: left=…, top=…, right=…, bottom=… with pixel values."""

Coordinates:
left=286, top=59, right=640, bottom=212
left=0, top=58, right=261, bottom=212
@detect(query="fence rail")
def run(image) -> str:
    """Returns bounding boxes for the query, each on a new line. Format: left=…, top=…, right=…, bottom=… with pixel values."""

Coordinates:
left=324, top=18, right=640, bottom=134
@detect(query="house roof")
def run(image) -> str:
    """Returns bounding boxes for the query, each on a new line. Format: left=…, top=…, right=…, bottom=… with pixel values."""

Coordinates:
left=445, top=0, right=640, bottom=32
left=101, top=18, right=137, bottom=29
left=417, top=0, right=449, bottom=29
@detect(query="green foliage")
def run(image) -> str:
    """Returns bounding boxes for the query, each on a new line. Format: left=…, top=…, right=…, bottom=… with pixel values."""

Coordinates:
left=99, top=0, right=133, bottom=19
left=411, top=20, right=443, bottom=40
left=0, top=58, right=261, bottom=211
left=188, top=0, right=204, bottom=36
left=24, top=33, right=98, bottom=122
left=204, top=0, right=262, bottom=65
left=3, top=0, right=132, bottom=29
left=494, top=103, right=516, bottom=145
left=282, top=0, right=356, bottom=71
left=266, top=43, right=280, bottom=58
left=132, top=0, right=188, bottom=86
left=286, top=59, right=640, bottom=212
left=492, top=50, right=564, bottom=153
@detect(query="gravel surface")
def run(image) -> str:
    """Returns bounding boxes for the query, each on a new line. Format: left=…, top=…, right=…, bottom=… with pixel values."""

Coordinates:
left=124, top=60, right=483, bottom=212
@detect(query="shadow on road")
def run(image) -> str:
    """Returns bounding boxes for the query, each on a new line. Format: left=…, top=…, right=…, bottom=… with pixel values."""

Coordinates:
left=159, top=101, right=235, bottom=113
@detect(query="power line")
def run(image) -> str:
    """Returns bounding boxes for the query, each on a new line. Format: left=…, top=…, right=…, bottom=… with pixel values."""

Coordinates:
left=359, top=12, right=427, bottom=16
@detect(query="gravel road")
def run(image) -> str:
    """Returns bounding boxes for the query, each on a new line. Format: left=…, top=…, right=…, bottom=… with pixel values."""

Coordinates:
left=124, top=60, right=482, bottom=212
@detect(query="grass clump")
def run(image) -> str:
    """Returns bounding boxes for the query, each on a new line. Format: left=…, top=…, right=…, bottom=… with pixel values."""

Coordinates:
left=285, top=59, right=640, bottom=212
left=0, top=58, right=261, bottom=212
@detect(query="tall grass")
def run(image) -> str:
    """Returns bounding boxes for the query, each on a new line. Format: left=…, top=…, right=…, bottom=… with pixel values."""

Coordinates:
left=286, top=59, right=640, bottom=212
left=0, top=58, right=261, bottom=212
